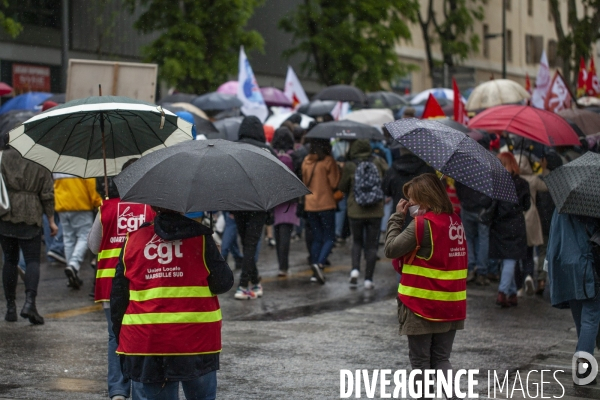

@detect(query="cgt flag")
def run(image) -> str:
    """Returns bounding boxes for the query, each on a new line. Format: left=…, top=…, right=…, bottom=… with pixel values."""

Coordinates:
left=587, top=57, right=600, bottom=97
left=544, top=71, right=573, bottom=113
left=237, top=46, right=268, bottom=122
left=452, top=78, right=469, bottom=124
left=531, top=51, right=550, bottom=108
left=284, top=66, right=309, bottom=110
left=577, top=57, right=588, bottom=98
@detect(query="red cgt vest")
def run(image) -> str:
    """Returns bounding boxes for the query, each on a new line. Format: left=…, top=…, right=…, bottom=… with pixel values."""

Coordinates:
left=95, top=198, right=155, bottom=302
left=396, top=212, right=467, bottom=322
left=116, top=224, right=221, bottom=356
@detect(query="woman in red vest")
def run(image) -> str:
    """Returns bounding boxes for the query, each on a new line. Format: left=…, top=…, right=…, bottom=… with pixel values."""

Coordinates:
left=384, top=173, right=467, bottom=395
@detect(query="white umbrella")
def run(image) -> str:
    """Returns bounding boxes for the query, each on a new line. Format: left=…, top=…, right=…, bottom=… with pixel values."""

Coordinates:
left=410, top=88, right=461, bottom=105
left=265, top=112, right=314, bottom=129
left=342, top=108, right=394, bottom=127
left=465, top=79, right=530, bottom=111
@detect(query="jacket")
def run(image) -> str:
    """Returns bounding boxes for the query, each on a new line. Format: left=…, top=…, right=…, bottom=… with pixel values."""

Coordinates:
left=0, top=147, right=54, bottom=227
left=237, top=116, right=277, bottom=157
left=489, top=175, right=531, bottom=260
left=547, top=211, right=599, bottom=307
left=382, top=154, right=435, bottom=211
left=455, top=182, right=492, bottom=213
left=516, top=155, right=548, bottom=246
left=301, top=154, right=340, bottom=212
left=338, top=139, right=388, bottom=219
left=54, top=174, right=102, bottom=212
left=111, top=212, right=234, bottom=383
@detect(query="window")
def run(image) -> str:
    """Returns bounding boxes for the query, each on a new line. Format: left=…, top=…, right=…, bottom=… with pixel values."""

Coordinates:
left=505, top=0, right=511, bottom=11
left=507, top=30, right=513, bottom=62
left=528, top=0, right=533, bottom=16
left=483, top=24, right=490, bottom=58
left=6, top=0, right=61, bottom=30
left=525, top=34, right=544, bottom=64
left=547, top=40, right=561, bottom=68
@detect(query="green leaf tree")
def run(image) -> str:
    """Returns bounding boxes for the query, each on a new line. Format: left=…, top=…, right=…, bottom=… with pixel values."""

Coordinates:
left=418, top=0, right=486, bottom=80
left=124, top=0, right=265, bottom=94
left=279, top=0, right=419, bottom=91
left=1, top=0, right=22, bottom=38
left=548, top=0, right=600, bottom=89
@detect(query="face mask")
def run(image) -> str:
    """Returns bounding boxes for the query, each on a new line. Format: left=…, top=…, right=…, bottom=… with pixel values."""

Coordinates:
left=408, top=205, right=420, bottom=217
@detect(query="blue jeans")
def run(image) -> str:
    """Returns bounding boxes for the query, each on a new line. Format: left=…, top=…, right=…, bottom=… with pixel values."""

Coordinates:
left=60, top=211, right=94, bottom=271
left=220, top=212, right=242, bottom=261
left=461, top=209, right=489, bottom=275
left=142, top=371, right=217, bottom=400
left=307, top=210, right=336, bottom=265
left=499, top=259, right=517, bottom=296
left=335, top=196, right=347, bottom=238
left=43, top=214, right=64, bottom=261
left=569, top=285, right=600, bottom=355
left=103, top=308, right=146, bottom=399
left=380, top=201, right=393, bottom=232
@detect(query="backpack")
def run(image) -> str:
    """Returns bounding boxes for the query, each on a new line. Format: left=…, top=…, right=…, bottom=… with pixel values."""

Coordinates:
left=353, top=157, right=384, bottom=207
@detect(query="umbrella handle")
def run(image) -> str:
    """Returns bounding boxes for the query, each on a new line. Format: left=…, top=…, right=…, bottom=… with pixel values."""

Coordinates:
left=157, top=106, right=165, bottom=130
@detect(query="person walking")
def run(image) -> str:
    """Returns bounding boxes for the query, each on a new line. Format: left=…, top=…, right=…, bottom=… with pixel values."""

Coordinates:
left=338, top=139, right=388, bottom=289
left=384, top=173, right=467, bottom=397
left=301, top=138, right=340, bottom=284
left=233, top=116, right=274, bottom=299
left=0, top=134, right=58, bottom=324
left=54, top=173, right=102, bottom=289
left=87, top=159, right=153, bottom=400
left=490, top=152, right=531, bottom=308
left=111, top=207, right=234, bottom=400
left=271, top=127, right=301, bottom=276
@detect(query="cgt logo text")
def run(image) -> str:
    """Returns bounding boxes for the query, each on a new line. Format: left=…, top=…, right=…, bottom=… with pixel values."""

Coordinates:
left=340, top=368, right=572, bottom=399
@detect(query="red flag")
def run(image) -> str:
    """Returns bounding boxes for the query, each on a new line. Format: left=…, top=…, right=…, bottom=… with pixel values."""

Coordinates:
left=452, top=78, right=469, bottom=124
left=422, top=94, right=446, bottom=119
left=544, top=71, right=573, bottom=113
left=587, top=58, right=599, bottom=97
left=577, top=57, right=588, bottom=98
left=525, top=73, right=531, bottom=93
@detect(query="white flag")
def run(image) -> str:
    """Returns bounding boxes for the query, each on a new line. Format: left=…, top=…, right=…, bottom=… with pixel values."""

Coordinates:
left=284, top=66, right=309, bottom=110
left=531, top=51, right=550, bottom=109
left=237, top=46, right=268, bottom=123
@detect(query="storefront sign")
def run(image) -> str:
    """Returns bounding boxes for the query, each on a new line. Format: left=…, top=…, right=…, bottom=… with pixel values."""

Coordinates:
left=12, top=64, right=51, bottom=92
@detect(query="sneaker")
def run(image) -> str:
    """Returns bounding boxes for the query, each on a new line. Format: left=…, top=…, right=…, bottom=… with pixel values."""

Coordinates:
left=64, top=265, right=83, bottom=289
left=311, top=264, right=326, bottom=284
left=267, top=238, right=276, bottom=247
left=466, top=270, right=476, bottom=283
left=277, top=270, right=288, bottom=277
left=310, top=276, right=318, bottom=283
left=251, top=283, right=263, bottom=297
left=349, top=269, right=359, bottom=287
left=517, top=288, right=525, bottom=298
left=475, top=275, right=490, bottom=286
left=524, top=275, right=535, bottom=295
left=47, top=250, right=66, bottom=264
left=364, top=280, right=374, bottom=290
left=234, top=286, right=256, bottom=300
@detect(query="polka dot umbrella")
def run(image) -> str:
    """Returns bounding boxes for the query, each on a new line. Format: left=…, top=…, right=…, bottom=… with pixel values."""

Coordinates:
left=384, top=118, right=518, bottom=203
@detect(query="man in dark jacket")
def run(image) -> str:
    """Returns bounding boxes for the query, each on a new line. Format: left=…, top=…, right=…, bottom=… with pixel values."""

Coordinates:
left=455, top=182, right=493, bottom=285
left=111, top=210, right=233, bottom=399
left=232, top=116, right=273, bottom=299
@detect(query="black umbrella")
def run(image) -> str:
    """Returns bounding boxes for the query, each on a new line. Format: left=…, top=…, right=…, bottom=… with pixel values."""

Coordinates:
left=545, top=152, right=600, bottom=218
left=161, top=103, right=218, bottom=136
left=157, top=93, right=197, bottom=105
left=314, top=85, right=367, bottom=104
left=192, top=92, right=243, bottom=111
left=0, top=110, right=37, bottom=137
left=114, top=139, right=310, bottom=212
left=213, top=116, right=243, bottom=141
left=436, top=119, right=484, bottom=142
left=384, top=118, right=518, bottom=203
left=305, top=120, right=385, bottom=141
left=367, top=91, right=407, bottom=109
left=297, top=100, right=337, bottom=117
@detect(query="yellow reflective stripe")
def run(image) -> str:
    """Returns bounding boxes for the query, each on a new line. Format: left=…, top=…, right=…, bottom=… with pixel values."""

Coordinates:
left=398, top=285, right=466, bottom=301
left=96, top=268, right=115, bottom=279
left=98, top=248, right=121, bottom=260
left=122, top=310, right=222, bottom=325
left=129, top=286, right=214, bottom=302
left=401, top=265, right=467, bottom=280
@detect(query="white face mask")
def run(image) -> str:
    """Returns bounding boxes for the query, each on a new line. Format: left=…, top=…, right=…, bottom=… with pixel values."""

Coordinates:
left=408, top=205, right=420, bottom=217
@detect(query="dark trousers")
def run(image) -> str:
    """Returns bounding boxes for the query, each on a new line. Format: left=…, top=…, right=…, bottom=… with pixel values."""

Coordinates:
left=349, top=217, right=381, bottom=281
left=0, top=234, right=42, bottom=298
left=407, top=330, right=457, bottom=398
left=233, top=211, right=267, bottom=287
left=306, top=210, right=336, bottom=265
left=274, top=224, right=293, bottom=272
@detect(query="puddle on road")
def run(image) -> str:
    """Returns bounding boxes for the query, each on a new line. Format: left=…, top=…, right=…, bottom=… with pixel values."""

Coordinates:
left=46, top=377, right=104, bottom=393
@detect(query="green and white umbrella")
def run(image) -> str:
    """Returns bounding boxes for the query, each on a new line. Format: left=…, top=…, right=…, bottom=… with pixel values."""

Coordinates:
left=8, top=96, right=193, bottom=178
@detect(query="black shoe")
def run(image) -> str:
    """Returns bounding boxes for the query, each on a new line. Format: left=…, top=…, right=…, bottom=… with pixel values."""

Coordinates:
left=5, top=299, right=17, bottom=322
left=20, top=292, right=44, bottom=325
left=65, top=266, right=83, bottom=290
left=311, top=264, right=326, bottom=284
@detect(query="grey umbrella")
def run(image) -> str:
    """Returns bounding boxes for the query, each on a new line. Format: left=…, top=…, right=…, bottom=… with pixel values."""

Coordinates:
left=314, top=85, right=367, bottom=104
left=297, top=100, right=337, bottom=117
left=192, top=92, right=243, bottom=111
left=213, top=116, right=243, bottom=141
left=114, top=139, right=310, bottom=213
left=545, top=152, right=600, bottom=218
left=157, top=93, right=197, bottom=105
left=305, top=120, right=385, bottom=141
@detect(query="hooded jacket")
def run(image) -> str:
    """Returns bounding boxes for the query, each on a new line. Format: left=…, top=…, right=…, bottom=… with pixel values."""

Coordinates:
left=382, top=153, right=435, bottom=211
left=516, top=155, right=548, bottom=247
left=301, top=153, right=340, bottom=212
left=237, top=116, right=277, bottom=157
left=111, top=212, right=233, bottom=383
left=338, top=139, right=388, bottom=219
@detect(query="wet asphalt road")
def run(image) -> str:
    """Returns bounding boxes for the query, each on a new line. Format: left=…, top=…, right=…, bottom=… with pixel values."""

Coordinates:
left=0, top=238, right=597, bottom=399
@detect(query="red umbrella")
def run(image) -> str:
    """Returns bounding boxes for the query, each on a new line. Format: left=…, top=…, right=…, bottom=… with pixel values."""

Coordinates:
left=0, top=82, right=13, bottom=96
left=468, top=105, right=581, bottom=146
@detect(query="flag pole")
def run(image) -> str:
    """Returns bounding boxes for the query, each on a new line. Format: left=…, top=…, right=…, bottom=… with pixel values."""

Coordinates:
left=99, top=84, right=109, bottom=200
